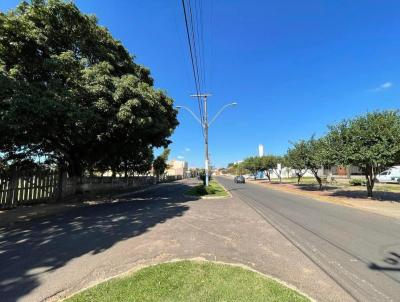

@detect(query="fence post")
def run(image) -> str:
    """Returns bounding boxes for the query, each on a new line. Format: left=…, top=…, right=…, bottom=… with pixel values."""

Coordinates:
left=5, top=174, right=18, bottom=208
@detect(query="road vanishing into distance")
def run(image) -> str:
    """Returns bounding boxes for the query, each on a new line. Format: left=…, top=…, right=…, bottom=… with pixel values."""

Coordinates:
left=217, top=176, right=400, bottom=302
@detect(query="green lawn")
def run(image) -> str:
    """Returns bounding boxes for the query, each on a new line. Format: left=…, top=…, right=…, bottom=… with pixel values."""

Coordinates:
left=65, top=261, right=310, bottom=302
left=270, top=176, right=400, bottom=193
left=186, top=180, right=229, bottom=197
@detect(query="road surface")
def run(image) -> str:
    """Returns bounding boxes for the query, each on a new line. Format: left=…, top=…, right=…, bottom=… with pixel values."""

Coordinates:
left=217, top=176, right=400, bottom=302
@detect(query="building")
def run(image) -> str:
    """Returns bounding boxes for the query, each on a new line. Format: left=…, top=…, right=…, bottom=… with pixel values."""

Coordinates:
left=258, top=144, right=264, bottom=157
left=166, top=159, right=188, bottom=177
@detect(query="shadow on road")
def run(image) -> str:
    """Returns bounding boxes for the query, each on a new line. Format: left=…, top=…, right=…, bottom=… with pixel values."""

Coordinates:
left=0, top=182, right=198, bottom=301
left=369, top=251, right=400, bottom=272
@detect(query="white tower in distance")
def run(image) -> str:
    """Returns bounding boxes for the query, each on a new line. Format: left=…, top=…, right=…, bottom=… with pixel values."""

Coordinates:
left=258, top=144, right=264, bottom=157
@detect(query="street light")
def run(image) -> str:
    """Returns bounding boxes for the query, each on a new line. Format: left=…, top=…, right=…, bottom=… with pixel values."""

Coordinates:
left=209, top=102, right=237, bottom=126
left=175, top=105, right=203, bottom=126
left=176, top=100, right=237, bottom=186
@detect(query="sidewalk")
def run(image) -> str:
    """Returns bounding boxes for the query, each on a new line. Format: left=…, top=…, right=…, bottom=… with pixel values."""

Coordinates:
left=0, top=184, right=157, bottom=228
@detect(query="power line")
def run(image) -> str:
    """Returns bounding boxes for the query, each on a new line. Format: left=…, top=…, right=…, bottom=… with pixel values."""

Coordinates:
left=187, top=0, right=205, bottom=121
left=181, top=0, right=204, bottom=132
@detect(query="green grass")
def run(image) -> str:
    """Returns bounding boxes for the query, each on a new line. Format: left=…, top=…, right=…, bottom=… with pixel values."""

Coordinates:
left=272, top=176, right=400, bottom=193
left=65, top=261, right=310, bottom=302
left=186, top=180, right=229, bottom=197
left=268, top=177, right=318, bottom=185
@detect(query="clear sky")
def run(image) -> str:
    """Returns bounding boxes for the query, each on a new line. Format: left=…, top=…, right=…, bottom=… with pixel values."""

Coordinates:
left=1, top=1, right=399, bottom=168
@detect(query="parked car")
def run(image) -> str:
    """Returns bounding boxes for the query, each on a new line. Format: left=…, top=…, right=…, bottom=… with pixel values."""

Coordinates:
left=376, top=166, right=400, bottom=184
left=234, top=175, right=245, bottom=183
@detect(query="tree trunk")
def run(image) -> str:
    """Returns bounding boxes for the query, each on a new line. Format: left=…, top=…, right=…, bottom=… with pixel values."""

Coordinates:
left=296, top=173, right=301, bottom=184
left=67, top=158, right=84, bottom=195
left=266, top=171, right=271, bottom=182
left=365, top=172, right=374, bottom=198
left=316, top=175, right=322, bottom=190
left=312, top=170, right=322, bottom=190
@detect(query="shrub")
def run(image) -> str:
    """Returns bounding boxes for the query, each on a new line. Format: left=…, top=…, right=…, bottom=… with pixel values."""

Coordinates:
left=349, top=178, right=365, bottom=186
left=195, top=185, right=216, bottom=195
left=199, top=170, right=212, bottom=185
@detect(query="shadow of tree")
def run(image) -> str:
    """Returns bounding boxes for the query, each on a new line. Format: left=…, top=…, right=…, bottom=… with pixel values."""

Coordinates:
left=290, top=184, right=339, bottom=192
left=331, top=190, right=400, bottom=203
left=0, top=182, right=198, bottom=301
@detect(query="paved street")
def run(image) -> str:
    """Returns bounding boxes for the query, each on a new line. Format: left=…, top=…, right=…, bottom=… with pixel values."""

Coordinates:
left=1, top=178, right=399, bottom=301
left=1, top=179, right=356, bottom=302
left=217, top=176, right=400, bottom=302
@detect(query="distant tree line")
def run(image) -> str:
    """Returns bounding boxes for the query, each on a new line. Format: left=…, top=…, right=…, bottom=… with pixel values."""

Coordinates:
left=0, top=1, right=178, bottom=185
left=236, top=111, right=400, bottom=197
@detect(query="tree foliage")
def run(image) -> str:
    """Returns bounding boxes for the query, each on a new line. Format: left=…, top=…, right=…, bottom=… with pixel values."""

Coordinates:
left=0, top=0, right=178, bottom=179
left=285, top=142, right=308, bottom=184
left=241, top=156, right=263, bottom=179
left=325, top=111, right=400, bottom=197
left=153, top=148, right=170, bottom=180
left=241, top=155, right=282, bottom=181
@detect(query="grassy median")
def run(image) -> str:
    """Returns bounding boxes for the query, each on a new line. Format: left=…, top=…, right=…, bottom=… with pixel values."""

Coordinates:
left=65, top=260, right=309, bottom=302
left=185, top=180, right=229, bottom=197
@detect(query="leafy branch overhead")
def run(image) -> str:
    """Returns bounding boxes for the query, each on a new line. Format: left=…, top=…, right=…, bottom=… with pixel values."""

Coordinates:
left=0, top=0, right=178, bottom=178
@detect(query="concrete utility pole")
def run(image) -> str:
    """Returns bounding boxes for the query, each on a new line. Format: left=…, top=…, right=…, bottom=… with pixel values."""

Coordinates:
left=191, top=93, right=211, bottom=187
left=176, top=96, right=237, bottom=187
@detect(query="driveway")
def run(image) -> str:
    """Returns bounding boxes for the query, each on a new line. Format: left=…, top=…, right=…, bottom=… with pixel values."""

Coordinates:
left=1, top=179, right=357, bottom=302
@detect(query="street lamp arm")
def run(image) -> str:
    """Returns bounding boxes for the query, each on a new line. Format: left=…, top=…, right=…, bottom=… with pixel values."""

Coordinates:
left=209, top=102, right=237, bottom=126
left=175, top=105, right=203, bottom=126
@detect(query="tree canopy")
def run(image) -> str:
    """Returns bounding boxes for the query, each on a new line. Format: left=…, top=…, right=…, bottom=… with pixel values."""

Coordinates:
left=325, top=111, right=400, bottom=196
left=153, top=148, right=170, bottom=180
left=0, top=0, right=178, bottom=178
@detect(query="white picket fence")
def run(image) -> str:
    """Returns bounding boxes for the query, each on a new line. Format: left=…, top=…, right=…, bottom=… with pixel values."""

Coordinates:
left=0, top=173, right=182, bottom=209
left=0, top=174, right=58, bottom=208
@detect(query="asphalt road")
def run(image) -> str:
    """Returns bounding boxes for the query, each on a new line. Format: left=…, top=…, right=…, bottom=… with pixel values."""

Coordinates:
left=217, top=176, right=400, bottom=302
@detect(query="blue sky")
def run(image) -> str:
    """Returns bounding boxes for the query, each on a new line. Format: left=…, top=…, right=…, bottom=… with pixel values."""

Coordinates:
left=1, top=1, right=399, bottom=168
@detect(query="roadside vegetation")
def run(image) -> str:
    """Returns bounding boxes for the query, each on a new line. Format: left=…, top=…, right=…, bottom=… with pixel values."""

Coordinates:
left=0, top=0, right=178, bottom=192
left=186, top=180, right=229, bottom=197
left=65, top=261, right=309, bottom=302
left=230, top=111, right=400, bottom=198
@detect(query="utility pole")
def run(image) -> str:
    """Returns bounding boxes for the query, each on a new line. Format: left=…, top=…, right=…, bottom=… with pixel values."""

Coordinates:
left=176, top=96, right=236, bottom=187
left=191, top=93, right=211, bottom=187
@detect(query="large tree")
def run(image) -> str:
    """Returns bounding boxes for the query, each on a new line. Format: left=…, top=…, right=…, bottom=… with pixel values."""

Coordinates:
left=326, top=111, right=400, bottom=197
left=0, top=0, right=178, bottom=181
left=286, top=137, right=331, bottom=189
left=285, top=142, right=308, bottom=184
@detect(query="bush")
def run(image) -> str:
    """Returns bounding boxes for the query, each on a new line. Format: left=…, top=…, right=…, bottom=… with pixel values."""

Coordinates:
left=349, top=178, right=365, bottom=186
left=195, top=185, right=216, bottom=195
left=199, top=170, right=212, bottom=186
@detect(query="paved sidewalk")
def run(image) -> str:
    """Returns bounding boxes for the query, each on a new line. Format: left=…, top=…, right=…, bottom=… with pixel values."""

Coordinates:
left=1, top=179, right=352, bottom=302
left=0, top=185, right=157, bottom=228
